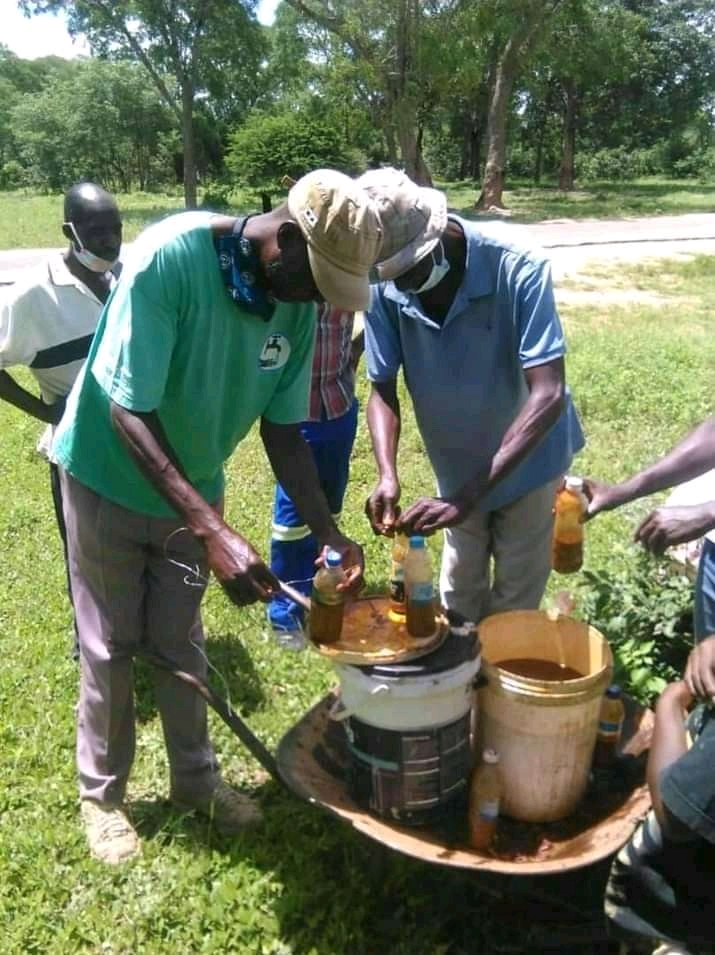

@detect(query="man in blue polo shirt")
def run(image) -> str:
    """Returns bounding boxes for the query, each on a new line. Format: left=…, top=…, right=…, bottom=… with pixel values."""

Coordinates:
left=360, top=169, right=584, bottom=624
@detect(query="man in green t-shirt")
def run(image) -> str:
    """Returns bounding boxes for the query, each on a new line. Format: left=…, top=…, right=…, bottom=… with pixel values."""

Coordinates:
left=53, top=169, right=380, bottom=864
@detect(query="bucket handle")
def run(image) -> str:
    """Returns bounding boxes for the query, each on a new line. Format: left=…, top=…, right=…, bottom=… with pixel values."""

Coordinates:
left=327, top=683, right=391, bottom=722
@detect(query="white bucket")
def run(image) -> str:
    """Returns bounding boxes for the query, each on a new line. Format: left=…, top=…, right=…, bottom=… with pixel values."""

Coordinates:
left=333, top=654, right=482, bottom=730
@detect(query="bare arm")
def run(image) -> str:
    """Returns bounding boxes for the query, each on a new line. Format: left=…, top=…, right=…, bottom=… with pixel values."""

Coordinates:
left=463, top=358, right=565, bottom=501
left=350, top=328, right=365, bottom=370
left=110, top=401, right=279, bottom=606
left=0, top=369, right=60, bottom=424
left=364, top=379, right=402, bottom=533
left=587, top=414, right=715, bottom=517
left=647, top=681, right=695, bottom=839
left=397, top=358, right=565, bottom=535
left=260, top=418, right=364, bottom=588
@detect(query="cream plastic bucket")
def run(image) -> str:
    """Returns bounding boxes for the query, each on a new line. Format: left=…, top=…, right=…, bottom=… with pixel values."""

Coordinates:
left=477, top=609, right=613, bottom=823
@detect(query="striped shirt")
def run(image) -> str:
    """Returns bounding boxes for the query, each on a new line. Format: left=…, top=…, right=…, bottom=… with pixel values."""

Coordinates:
left=308, top=304, right=356, bottom=421
left=0, top=253, right=106, bottom=403
left=1, top=253, right=110, bottom=457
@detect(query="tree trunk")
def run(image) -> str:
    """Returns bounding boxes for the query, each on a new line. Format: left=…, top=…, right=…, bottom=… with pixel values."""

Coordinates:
left=475, top=2, right=564, bottom=210
left=460, top=107, right=483, bottom=180
left=475, top=51, right=513, bottom=209
left=558, top=78, right=578, bottom=191
left=533, top=135, right=543, bottom=184
left=181, top=80, right=197, bottom=209
left=396, top=113, right=432, bottom=185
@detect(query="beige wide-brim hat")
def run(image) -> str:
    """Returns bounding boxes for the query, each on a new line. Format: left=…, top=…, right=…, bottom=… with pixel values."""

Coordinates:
left=356, top=167, right=448, bottom=281
left=288, top=169, right=382, bottom=311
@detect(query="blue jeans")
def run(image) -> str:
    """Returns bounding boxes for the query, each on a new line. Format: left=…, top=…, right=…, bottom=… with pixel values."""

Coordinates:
left=269, top=400, right=358, bottom=631
left=694, top=538, right=715, bottom=642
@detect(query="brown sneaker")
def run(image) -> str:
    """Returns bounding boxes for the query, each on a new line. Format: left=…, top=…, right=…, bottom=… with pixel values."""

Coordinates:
left=171, top=779, right=263, bottom=834
left=80, top=799, right=141, bottom=864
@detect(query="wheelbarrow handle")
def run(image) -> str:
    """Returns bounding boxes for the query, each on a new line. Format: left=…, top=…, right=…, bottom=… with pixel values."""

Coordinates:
left=148, top=651, right=281, bottom=782
left=277, top=579, right=312, bottom=612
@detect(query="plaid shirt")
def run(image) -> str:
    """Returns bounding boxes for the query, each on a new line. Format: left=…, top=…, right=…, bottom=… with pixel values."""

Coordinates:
left=308, top=303, right=356, bottom=421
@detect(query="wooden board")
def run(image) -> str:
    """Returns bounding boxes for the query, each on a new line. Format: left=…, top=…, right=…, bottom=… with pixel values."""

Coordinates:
left=309, top=595, right=448, bottom=666
left=275, top=692, right=653, bottom=875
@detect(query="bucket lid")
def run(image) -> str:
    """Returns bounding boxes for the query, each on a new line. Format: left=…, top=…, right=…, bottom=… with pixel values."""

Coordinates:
left=350, top=629, right=480, bottom=679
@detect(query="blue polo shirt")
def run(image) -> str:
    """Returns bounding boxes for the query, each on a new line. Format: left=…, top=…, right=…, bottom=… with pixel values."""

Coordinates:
left=364, top=216, right=584, bottom=510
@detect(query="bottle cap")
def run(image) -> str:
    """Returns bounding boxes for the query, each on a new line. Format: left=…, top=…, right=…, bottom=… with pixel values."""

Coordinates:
left=325, top=549, right=343, bottom=568
left=564, top=476, right=584, bottom=491
left=409, top=535, right=425, bottom=548
left=605, top=684, right=621, bottom=698
left=482, top=748, right=499, bottom=764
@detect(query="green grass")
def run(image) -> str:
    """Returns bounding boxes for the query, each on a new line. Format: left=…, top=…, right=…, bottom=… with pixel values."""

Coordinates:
left=1, top=175, right=714, bottom=248
left=442, top=176, right=715, bottom=223
left=0, top=255, right=714, bottom=952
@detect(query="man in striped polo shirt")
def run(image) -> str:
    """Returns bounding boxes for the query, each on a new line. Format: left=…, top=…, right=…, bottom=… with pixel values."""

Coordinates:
left=0, top=182, right=122, bottom=653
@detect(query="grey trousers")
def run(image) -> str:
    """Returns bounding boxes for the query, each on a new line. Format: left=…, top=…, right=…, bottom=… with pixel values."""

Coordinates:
left=60, top=470, right=219, bottom=805
left=440, top=476, right=563, bottom=624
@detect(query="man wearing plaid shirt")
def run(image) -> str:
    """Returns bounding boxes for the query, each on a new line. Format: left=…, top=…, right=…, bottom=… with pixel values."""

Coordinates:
left=268, top=303, right=363, bottom=648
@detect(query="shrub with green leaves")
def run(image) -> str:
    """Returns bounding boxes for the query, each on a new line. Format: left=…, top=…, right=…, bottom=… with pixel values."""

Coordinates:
left=225, top=109, right=363, bottom=199
left=576, top=549, right=695, bottom=705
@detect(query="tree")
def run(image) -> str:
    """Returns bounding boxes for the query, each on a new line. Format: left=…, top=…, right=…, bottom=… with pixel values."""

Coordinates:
left=10, top=59, right=174, bottom=191
left=471, top=0, right=566, bottom=209
left=282, top=0, right=455, bottom=184
left=20, top=0, right=267, bottom=206
left=225, top=108, right=360, bottom=205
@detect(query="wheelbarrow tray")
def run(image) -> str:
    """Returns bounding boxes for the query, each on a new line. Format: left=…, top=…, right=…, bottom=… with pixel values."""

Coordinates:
left=275, top=691, right=653, bottom=876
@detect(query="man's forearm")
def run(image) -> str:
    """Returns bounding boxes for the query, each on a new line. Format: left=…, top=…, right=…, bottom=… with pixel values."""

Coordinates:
left=110, top=402, right=224, bottom=541
left=260, top=418, right=337, bottom=542
left=647, top=684, right=691, bottom=831
left=366, top=382, right=401, bottom=482
left=615, top=414, right=715, bottom=506
left=454, top=387, right=563, bottom=506
left=0, top=370, right=55, bottom=423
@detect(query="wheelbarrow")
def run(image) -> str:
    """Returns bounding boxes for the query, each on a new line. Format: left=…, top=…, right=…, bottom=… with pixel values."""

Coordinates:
left=150, top=590, right=654, bottom=949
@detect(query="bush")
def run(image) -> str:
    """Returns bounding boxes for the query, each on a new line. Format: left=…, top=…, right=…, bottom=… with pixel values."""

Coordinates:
left=0, top=159, right=25, bottom=190
left=576, top=549, right=695, bottom=705
left=199, top=185, right=233, bottom=212
left=225, top=109, right=364, bottom=195
left=577, top=144, right=666, bottom=181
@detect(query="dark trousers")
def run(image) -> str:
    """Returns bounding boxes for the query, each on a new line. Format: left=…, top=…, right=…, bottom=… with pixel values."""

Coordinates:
left=49, top=461, right=79, bottom=654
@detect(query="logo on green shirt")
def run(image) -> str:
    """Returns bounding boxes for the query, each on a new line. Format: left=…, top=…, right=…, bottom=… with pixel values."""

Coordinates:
left=259, top=334, right=290, bottom=370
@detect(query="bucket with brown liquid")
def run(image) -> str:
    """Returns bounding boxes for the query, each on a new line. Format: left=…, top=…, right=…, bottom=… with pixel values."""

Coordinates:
left=477, top=609, right=613, bottom=823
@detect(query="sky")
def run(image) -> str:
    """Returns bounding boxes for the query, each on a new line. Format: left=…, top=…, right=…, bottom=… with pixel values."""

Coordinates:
left=1, top=0, right=280, bottom=60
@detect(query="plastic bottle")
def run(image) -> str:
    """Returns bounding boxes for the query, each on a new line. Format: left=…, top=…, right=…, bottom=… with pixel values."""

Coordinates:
left=388, top=533, right=409, bottom=621
left=309, top=549, right=345, bottom=645
left=593, top=685, right=626, bottom=768
left=552, top=476, right=587, bottom=574
left=404, top=535, right=436, bottom=638
left=469, top=748, right=501, bottom=851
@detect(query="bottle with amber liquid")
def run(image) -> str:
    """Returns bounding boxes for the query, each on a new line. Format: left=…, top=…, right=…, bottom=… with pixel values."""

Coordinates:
left=593, top=685, right=625, bottom=768
left=309, top=549, right=345, bottom=645
left=469, top=748, right=501, bottom=851
left=552, top=476, right=587, bottom=574
left=388, top=532, right=408, bottom=621
left=404, top=535, right=436, bottom=638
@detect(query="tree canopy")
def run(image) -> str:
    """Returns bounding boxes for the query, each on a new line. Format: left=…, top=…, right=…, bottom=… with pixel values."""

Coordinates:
left=1, top=1, right=713, bottom=205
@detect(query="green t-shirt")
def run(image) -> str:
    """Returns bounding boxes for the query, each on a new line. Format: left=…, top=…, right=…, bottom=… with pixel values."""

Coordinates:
left=53, top=212, right=316, bottom=516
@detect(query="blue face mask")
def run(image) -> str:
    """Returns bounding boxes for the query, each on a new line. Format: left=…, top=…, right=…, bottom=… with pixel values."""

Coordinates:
left=214, top=216, right=276, bottom=321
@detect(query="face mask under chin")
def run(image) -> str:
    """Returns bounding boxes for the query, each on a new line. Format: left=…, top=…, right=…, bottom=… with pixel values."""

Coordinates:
left=65, top=221, right=118, bottom=273
left=404, top=241, right=450, bottom=294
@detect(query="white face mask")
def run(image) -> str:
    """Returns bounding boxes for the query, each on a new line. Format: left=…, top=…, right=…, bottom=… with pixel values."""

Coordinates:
left=409, top=241, right=450, bottom=294
left=64, top=221, right=118, bottom=273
